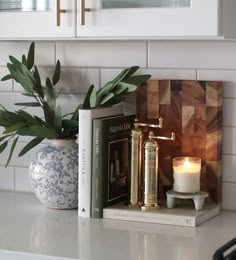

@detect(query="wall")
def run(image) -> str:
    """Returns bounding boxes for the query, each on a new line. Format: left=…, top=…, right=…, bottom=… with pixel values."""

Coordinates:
left=0, top=40, right=235, bottom=210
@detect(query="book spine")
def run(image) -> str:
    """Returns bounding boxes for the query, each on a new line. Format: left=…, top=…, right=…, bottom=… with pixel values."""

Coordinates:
left=91, top=120, right=103, bottom=218
left=103, top=209, right=196, bottom=227
left=78, top=106, right=123, bottom=218
left=78, top=110, right=92, bottom=217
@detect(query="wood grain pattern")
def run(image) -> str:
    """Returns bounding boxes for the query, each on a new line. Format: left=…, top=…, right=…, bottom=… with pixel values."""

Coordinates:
left=136, top=80, right=222, bottom=204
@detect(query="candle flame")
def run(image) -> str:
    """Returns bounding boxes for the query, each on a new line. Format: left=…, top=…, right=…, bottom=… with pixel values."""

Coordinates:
left=183, top=157, right=191, bottom=168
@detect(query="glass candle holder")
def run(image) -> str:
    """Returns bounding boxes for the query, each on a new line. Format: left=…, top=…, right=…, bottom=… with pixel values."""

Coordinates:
left=173, top=157, right=201, bottom=193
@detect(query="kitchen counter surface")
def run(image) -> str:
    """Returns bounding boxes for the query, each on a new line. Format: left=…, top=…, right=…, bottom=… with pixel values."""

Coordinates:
left=0, top=191, right=235, bottom=260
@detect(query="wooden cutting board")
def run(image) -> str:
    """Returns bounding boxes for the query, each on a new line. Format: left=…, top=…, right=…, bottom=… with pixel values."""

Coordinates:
left=136, top=80, right=222, bottom=204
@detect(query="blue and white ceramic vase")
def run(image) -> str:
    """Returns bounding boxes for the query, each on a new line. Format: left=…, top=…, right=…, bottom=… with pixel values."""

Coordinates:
left=29, top=139, right=78, bottom=209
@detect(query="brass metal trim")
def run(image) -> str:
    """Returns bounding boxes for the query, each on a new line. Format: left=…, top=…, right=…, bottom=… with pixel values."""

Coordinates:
left=56, top=0, right=66, bottom=27
left=80, top=0, right=91, bottom=25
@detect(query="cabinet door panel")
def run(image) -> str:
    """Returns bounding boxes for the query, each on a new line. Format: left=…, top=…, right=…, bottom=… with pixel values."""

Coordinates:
left=77, top=0, right=219, bottom=37
left=0, top=0, right=76, bottom=39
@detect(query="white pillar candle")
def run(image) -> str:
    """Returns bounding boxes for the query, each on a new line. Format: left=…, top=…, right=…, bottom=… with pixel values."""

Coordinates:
left=173, top=157, right=201, bottom=193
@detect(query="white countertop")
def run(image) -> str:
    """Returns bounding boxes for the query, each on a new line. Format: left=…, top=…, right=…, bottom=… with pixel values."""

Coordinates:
left=0, top=191, right=235, bottom=260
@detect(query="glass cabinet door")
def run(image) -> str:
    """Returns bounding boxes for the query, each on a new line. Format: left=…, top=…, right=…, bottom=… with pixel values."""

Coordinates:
left=102, top=0, right=190, bottom=9
left=77, top=0, right=219, bottom=38
left=0, top=0, right=75, bottom=39
left=0, top=0, right=53, bottom=11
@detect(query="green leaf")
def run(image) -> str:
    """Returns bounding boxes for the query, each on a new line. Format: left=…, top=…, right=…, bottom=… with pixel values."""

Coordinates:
left=124, top=74, right=151, bottom=87
left=89, top=86, right=96, bottom=108
left=42, top=102, right=54, bottom=126
left=96, top=81, right=114, bottom=103
left=0, top=104, right=7, bottom=111
left=62, top=119, right=78, bottom=129
left=0, top=111, right=24, bottom=124
left=17, top=127, right=38, bottom=137
left=18, top=137, right=44, bottom=157
left=33, top=65, right=44, bottom=98
left=6, top=137, right=19, bottom=167
left=26, top=42, right=35, bottom=70
left=82, top=84, right=95, bottom=109
left=34, top=116, right=49, bottom=127
left=122, top=66, right=140, bottom=80
left=111, top=68, right=129, bottom=87
left=53, top=60, right=61, bottom=85
left=0, top=141, right=8, bottom=154
left=100, top=92, right=115, bottom=105
left=9, top=56, right=24, bottom=73
left=53, top=106, right=62, bottom=134
left=7, top=63, right=34, bottom=93
left=22, top=54, right=27, bottom=65
left=99, top=95, right=126, bottom=107
left=117, top=82, right=137, bottom=93
left=45, top=77, right=56, bottom=110
left=3, top=122, right=26, bottom=134
left=14, top=102, right=40, bottom=107
left=62, top=119, right=78, bottom=136
left=110, top=66, right=139, bottom=89
left=0, top=134, right=12, bottom=143
left=112, top=83, right=128, bottom=95
left=0, top=119, right=12, bottom=127
left=30, top=126, right=58, bottom=139
left=16, top=110, right=41, bottom=125
left=71, top=105, right=80, bottom=120
left=1, top=74, right=13, bottom=81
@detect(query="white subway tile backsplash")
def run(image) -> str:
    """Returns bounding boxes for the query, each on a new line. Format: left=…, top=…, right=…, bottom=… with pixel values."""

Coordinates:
left=0, top=167, right=14, bottom=191
left=58, top=68, right=99, bottom=94
left=223, top=155, right=236, bottom=182
left=223, top=98, right=236, bottom=126
left=223, top=127, right=236, bottom=155
left=223, top=82, right=236, bottom=98
left=222, top=182, right=236, bottom=210
left=148, top=41, right=236, bottom=69
left=0, top=42, right=55, bottom=67
left=15, top=167, right=33, bottom=193
left=56, top=42, right=146, bottom=67
left=57, top=94, right=83, bottom=115
left=197, top=69, right=236, bottom=81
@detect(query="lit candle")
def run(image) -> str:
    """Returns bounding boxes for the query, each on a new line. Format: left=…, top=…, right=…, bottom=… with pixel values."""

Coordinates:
left=173, top=157, right=201, bottom=193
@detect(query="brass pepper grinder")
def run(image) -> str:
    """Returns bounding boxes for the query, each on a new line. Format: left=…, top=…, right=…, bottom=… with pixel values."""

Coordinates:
left=141, top=131, right=159, bottom=211
left=141, top=131, right=175, bottom=211
left=130, top=118, right=163, bottom=207
left=130, top=119, right=143, bottom=207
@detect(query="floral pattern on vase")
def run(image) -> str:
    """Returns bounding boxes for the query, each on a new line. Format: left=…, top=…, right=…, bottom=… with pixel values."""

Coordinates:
left=29, top=139, right=78, bottom=209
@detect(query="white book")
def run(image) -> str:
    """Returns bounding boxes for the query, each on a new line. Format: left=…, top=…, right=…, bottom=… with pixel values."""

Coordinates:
left=78, top=105, right=123, bottom=217
left=103, top=203, right=221, bottom=227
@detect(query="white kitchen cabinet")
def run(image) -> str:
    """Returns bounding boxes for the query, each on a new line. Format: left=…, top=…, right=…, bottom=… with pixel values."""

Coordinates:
left=0, top=0, right=76, bottom=39
left=77, top=0, right=236, bottom=39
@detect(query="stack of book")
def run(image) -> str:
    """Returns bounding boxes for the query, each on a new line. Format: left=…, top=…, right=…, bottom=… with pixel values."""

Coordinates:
left=78, top=105, right=135, bottom=218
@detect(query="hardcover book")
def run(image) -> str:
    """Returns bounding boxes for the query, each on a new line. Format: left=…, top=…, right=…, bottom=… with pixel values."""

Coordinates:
left=91, top=114, right=135, bottom=218
left=78, top=105, right=123, bottom=217
left=103, top=203, right=221, bottom=227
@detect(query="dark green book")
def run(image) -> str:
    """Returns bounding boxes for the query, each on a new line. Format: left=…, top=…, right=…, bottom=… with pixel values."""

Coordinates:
left=91, top=114, right=135, bottom=218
